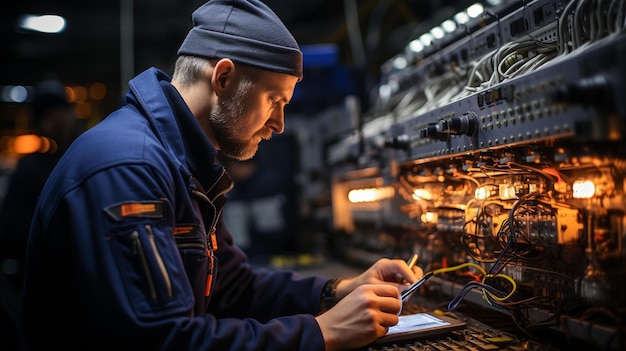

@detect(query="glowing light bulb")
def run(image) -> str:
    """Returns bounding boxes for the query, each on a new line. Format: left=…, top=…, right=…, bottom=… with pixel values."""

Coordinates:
left=412, top=188, right=433, bottom=201
left=348, top=187, right=394, bottom=203
left=573, top=180, right=595, bottom=199
left=20, top=14, right=66, bottom=33
left=475, top=187, right=489, bottom=200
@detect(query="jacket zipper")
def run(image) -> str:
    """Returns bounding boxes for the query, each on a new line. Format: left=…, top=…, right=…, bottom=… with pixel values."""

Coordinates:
left=190, top=169, right=232, bottom=299
left=145, top=224, right=173, bottom=298
left=191, top=189, right=219, bottom=249
left=191, top=167, right=233, bottom=247
left=131, top=231, right=157, bottom=300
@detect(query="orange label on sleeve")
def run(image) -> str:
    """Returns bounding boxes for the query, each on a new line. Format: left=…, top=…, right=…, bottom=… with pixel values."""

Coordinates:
left=121, top=203, right=156, bottom=216
left=103, top=201, right=164, bottom=222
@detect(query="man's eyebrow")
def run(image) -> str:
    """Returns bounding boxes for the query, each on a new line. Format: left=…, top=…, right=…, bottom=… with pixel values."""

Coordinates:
left=272, top=92, right=290, bottom=103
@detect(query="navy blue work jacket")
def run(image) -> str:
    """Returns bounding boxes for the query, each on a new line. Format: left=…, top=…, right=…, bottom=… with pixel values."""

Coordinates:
left=19, top=68, right=328, bottom=350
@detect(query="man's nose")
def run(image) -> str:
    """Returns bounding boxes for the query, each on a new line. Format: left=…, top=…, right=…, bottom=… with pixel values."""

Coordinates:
left=267, top=109, right=285, bottom=134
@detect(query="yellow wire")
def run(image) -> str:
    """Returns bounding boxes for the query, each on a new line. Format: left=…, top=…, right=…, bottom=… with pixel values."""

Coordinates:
left=482, top=273, right=517, bottom=301
left=432, top=262, right=486, bottom=276
left=430, top=262, right=517, bottom=304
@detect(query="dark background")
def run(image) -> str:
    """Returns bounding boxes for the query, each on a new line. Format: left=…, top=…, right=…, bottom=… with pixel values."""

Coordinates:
left=0, top=0, right=472, bottom=118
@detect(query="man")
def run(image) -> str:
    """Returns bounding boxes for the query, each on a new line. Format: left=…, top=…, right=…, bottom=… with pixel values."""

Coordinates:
left=19, top=1, right=423, bottom=350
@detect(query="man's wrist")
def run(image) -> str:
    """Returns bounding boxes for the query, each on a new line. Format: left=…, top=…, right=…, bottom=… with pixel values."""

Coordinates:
left=321, top=278, right=342, bottom=311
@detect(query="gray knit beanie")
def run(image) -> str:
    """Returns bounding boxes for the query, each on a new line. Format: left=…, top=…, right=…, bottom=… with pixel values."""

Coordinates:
left=178, top=0, right=303, bottom=81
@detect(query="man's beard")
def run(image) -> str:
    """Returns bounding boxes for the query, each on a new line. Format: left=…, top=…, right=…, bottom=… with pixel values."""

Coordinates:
left=208, top=78, right=264, bottom=160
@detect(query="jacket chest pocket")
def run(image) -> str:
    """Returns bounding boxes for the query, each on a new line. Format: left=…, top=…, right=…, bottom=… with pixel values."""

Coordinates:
left=173, top=224, right=217, bottom=312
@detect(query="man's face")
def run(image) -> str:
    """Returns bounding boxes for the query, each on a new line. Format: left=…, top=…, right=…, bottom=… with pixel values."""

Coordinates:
left=209, top=70, right=298, bottom=160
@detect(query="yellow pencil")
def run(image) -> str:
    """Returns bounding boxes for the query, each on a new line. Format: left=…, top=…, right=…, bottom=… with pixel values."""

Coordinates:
left=406, top=253, right=419, bottom=269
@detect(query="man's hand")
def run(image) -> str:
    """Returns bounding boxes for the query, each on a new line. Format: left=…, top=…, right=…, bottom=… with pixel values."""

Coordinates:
left=315, top=284, right=402, bottom=351
left=314, top=258, right=425, bottom=350
left=335, top=258, right=424, bottom=301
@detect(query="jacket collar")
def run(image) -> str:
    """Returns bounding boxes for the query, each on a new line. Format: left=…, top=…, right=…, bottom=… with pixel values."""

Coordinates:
left=127, top=67, right=228, bottom=191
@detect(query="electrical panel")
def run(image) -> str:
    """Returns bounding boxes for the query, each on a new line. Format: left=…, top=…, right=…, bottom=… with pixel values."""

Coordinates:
left=327, top=0, right=626, bottom=349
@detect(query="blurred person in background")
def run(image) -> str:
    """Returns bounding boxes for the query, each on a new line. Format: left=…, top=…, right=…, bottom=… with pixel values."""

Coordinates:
left=0, top=78, right=81, bottom=300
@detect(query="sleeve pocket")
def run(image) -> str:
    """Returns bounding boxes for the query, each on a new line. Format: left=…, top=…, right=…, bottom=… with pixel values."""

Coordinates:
left=108, top=222, right=194, bottom=318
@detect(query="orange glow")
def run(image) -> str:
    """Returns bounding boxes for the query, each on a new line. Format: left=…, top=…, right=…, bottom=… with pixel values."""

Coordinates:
left=65, top=86, right=75, bottom=102
left=420, top=211, right=438, bottom=223
left=75, top=102, right=92, bottom=119
left=39, top=136, right=50, bottom=153
left=72, top=85, right=88, bottom=102
left=89, top=82, right=106, bottom=100
left=14, top=134, right=42, bottom=154
left=39, top=136, right=57, bottom=153
left=348, top=186, right=394, bottom=203
left=412, top=188, right=433, bottom=201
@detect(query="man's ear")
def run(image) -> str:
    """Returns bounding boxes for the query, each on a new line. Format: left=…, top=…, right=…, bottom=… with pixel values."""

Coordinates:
left=211, top=58, right=236, bottom=97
